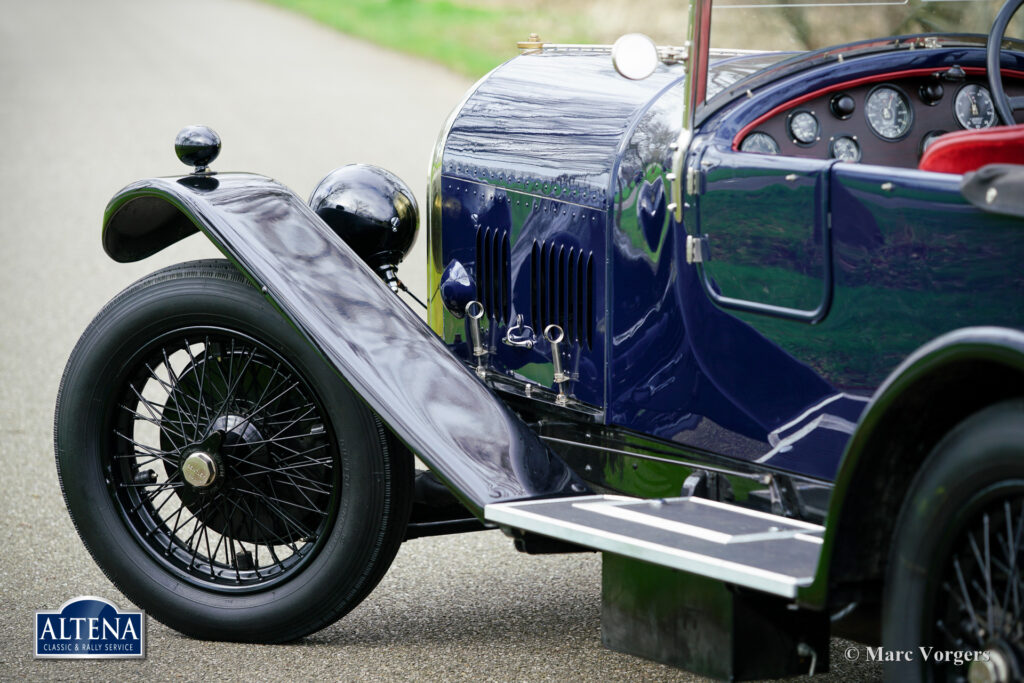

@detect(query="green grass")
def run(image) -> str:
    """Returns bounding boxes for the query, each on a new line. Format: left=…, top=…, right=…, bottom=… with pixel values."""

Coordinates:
left=262, top=0, right=588, bottom=78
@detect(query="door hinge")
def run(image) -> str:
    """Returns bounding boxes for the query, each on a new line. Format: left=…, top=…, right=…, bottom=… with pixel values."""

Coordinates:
left=686, top=165, right=700, bottom=196
left=686, top=235, right=709, bottom=264
left=669, top=129, right=691, bottom=223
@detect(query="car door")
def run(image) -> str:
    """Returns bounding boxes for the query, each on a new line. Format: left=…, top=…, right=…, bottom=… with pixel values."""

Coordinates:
left=694, top=144, right=834, bottom=322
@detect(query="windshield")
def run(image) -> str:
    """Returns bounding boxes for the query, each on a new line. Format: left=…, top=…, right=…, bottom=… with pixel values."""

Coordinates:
left=710, top=0, right=1023, bottom=52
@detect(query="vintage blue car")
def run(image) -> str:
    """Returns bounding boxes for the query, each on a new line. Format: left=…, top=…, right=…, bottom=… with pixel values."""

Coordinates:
left=54, top=0, right=1023, bottom=679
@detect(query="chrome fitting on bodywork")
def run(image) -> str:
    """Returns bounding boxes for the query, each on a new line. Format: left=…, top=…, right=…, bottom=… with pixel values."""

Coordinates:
left=545, top=324, right=570, bottom=406
left=503, top=314, right=535, bottom=349
left=466, top=300, right=488, bottom=379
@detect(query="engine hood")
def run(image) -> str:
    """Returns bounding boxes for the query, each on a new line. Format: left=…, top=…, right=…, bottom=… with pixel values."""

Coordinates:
left=441, top=50, right=687, bottom=210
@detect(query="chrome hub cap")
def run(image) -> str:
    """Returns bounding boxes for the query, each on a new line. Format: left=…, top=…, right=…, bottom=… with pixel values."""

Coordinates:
left=181, top=451, right=217, bottom=488
left=969, top=649, right=1011, bottom=683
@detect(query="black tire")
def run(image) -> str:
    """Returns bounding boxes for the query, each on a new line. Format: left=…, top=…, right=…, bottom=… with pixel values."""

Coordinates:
left=883, top=399, right=1024, bottom=682
left=54, top=259, right=413, bottom=642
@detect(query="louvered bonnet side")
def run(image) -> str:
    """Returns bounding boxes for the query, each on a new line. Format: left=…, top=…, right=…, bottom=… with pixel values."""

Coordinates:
left=429, top=50, right=686, bottom=411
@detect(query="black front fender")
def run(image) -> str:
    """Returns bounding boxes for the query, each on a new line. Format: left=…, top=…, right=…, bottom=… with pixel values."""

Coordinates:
left=103, top=172, right=587, bottom=514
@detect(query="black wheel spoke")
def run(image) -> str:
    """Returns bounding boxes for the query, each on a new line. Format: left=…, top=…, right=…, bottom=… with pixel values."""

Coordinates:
left=1005, top=501, right=1024, bottom=620
left=206, top=375, right=298, bottom=447
left=225, top=495, right=301, bottom=553
left=108, top=327, right=339, bottom=592
left=221, top=498, right=242, bottom=582
left=231, top=482, right=325, bottom=518
left=115, top=431, right=174, bottom=457
left=232, top=469, right=332, bottom=497
left=122, top=406, right=190, bottom=445
left=953, top=556, right=984, bottom=638
left=120, top=480, right=185, bottom=490
left=161, top=348, right=202, bottom=442
left=127, top=475, right=181, bottom=514
left=929, top=485, right=1024, bottom=679
left=983, top=514, right=995, bottom=636
left=146, top=361, right=200, bottom=437
left=224, top=456, right=333, bottom=479
left=247, top=491, right=315, bottom=539
left=182, top=339, right=214, bottom=428
left=126, top=384, right=190, bottom=451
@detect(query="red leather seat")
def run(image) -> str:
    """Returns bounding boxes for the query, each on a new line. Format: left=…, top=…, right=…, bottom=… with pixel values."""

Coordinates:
left=919, top=124, right=1024, bottom=174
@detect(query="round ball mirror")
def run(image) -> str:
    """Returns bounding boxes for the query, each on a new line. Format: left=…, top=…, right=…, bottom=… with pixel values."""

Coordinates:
left=611, top=33, right=659, bottom=80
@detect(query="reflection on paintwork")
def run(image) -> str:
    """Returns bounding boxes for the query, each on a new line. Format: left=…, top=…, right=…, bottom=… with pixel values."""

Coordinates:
left=443, top=51, right=688, bottom=211
left=434, top=50, right=883, bottom=483
left=688, top=47, right=1024, bottom=477
left=430, top=46, right=1023, bottom=490
left=697, top=146, right=831, bottom=314
left=103, top=173, right=587, bottom=512
left=436, top=51, right=687, bottom=407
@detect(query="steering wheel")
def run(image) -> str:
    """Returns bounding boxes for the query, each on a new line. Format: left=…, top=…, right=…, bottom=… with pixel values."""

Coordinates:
left=987, top=0, right=1024, bottom=124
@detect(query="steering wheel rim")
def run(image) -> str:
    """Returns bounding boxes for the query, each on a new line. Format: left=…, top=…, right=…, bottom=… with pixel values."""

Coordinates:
left=987, top=0, right=1024, bottom=125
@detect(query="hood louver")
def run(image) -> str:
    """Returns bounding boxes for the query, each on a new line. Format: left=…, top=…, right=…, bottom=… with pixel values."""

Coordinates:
left=531, top=240, right=594, bottom=350
left=475, top=226, right=511, bottom=324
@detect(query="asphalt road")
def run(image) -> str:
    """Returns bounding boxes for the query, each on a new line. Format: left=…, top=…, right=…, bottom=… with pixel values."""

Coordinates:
left=0, top=1, right=882, bottom=680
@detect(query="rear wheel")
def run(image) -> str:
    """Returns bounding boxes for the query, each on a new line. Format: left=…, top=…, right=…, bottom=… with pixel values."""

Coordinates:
left=54, top=259, right=412, bottom=641
left=883, top=400, right=1024, bottom=682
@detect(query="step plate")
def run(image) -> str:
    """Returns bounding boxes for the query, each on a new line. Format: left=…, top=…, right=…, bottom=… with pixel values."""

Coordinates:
left=485, top=495, right=824, bottom=598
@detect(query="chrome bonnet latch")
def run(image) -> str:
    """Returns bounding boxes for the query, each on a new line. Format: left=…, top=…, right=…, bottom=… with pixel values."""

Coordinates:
left=466, top=301, right=488, bottom=379
left=503, top=314, right=535, bottom=349
left=545, top=324, right=570, bottom=406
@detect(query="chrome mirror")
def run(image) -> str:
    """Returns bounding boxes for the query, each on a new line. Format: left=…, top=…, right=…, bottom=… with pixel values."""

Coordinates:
left=611, top=33, right=659, bottom=80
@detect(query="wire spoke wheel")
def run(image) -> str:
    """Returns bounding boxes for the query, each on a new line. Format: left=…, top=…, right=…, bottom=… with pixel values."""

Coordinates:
left=111, top=328, right=338, bottom=591
left=55, top=260, right=412, bottom=641
left=883, top=400, right=1024, bottom=683
left=932, top=493, right=1024, bottom=682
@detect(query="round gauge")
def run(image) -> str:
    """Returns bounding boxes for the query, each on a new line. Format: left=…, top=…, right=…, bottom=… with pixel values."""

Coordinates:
left=829, top=136, right=861, bottom=163
left=954, top=84, right=998, bottom=129
left=865, top=85, right=913, bottom=140
left=739, top=132, right=780, bottom=155
left=788, top=111, right=819, bottom=145
left=920, top=130, right=947, bottom=157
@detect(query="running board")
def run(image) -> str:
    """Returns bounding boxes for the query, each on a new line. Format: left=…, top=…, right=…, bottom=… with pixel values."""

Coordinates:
left=485, top=495, right=824, bottom=598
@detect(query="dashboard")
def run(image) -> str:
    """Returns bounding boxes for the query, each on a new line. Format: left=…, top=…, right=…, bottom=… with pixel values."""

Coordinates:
left=733, top=66, right=1024, bottom=169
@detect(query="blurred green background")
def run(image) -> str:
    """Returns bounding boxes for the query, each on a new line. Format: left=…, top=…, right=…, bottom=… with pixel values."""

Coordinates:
left=262, top=0, right=690, bottom=77
left=264, top=0, right=1015, bottom=77
left=262, top=0, right=1016, bottom=78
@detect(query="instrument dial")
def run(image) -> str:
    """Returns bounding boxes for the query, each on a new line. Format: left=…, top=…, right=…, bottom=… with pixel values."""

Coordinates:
left=954, top=84, right=997, bottom=129
left=865, top=85, right=913, bottom=140
left=788, top=111, right=819, bottom=145
left=739, top=132, right=780, bottom=155
left=829, top=136, right=861, bottom=163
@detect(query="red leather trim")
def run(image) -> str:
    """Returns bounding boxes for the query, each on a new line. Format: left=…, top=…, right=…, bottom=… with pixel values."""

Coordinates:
left=917, top=124, right=1024, bottom=174
left=731, top=66, right=1024, bottom=151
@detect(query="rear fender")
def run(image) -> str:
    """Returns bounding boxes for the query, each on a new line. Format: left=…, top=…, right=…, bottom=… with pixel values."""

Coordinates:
left=798, top=326, right=1024, bottom=610
left=103, top=172, right=587, bottom=515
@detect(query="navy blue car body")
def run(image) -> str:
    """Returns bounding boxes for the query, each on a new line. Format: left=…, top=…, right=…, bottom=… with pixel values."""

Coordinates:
left=432, top=43, right=1023, bottom=483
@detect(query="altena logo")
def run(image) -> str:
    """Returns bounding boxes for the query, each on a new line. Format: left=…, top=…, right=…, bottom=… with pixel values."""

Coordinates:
left=35, top=596, right=145, bottom=659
